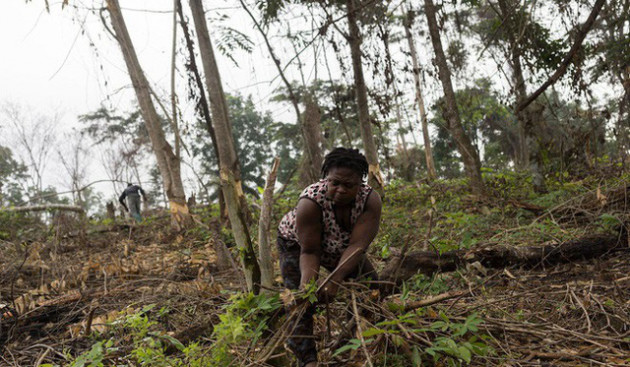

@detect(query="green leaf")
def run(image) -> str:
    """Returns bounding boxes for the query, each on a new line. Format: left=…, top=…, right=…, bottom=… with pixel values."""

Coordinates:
left=155, top=333, right=185, bottom=351
left=362, top=328, right=387, bottom=338
left=412, top=346, right=422, bottom=366
left=458, top=346, right=472, bottom=363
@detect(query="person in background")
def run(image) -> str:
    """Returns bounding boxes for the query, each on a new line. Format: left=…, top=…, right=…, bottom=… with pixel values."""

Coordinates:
left=277, top=147, right=382, bottom=367
left=119, top=183, right=147, bottom=222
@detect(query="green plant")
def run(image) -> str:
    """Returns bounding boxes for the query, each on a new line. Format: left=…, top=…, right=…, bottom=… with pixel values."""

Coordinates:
left=66, top=304, right=209, bottom=367
left=208, top=291, right=282, bottom=365
left=598, top=213, right=621, bottom=233
left=423, top=312, right=494, bottom=366
left=339, top=311, right=493, bottom=366
left=68, top=339, right=114, bottom=367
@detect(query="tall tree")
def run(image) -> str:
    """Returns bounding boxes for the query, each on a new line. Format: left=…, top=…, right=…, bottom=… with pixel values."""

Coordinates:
left=188, top=0, right=261, bottom=293
left=2, top=103, right=58, bottom=201
left=240, top=0, right=323, bottom=186
left=589, top=0, right=630, bottom=161
left=423, top=0, right=484, bottom=194
left=476, top=0, right=606, bottom=191
left=404, top=5, right=437, bottom=180
left=176, top=0, right=229, bottom=218
left=346, top=0, right=385, bottom=195
left=105, top=0, right=192, bottom=229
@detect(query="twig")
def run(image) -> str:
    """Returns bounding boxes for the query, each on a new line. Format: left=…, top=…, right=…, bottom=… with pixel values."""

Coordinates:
left=570, top=288, right=592, bottom=333
left=403, top=290, right=470, bottom=312
left=351, top=291, right=374, bottom=367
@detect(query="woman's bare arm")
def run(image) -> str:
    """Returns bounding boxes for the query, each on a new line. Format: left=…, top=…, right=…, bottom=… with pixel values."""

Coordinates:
left=329, top=191, right=382, bottom=286
left=295, top=198, right=323, bottom=288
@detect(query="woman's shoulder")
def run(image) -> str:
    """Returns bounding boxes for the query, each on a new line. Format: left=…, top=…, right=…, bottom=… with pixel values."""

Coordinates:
left=299, top=179, right=328, bottom=200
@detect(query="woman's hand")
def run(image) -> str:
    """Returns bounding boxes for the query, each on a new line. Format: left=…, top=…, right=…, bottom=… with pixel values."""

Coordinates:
left=318, top=280, right=340, bottom=302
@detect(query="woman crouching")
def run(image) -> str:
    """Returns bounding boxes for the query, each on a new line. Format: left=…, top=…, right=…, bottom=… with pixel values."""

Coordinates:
left=277, top=147, right=382, bottom=367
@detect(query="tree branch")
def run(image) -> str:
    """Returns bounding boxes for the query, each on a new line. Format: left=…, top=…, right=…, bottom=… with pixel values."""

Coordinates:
left=517, top=0, right=606, bottom=112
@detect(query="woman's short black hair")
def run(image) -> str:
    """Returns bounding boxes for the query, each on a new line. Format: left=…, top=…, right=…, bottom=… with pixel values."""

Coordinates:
left=321, top=147, right=369, bottom=178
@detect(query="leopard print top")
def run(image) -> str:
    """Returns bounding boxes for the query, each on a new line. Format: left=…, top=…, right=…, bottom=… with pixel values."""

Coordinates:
left=278, top=179, right=373, bottom=268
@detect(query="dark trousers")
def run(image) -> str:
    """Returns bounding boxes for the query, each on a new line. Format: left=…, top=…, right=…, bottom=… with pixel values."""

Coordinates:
left=277, top=236, right=378, bottom=366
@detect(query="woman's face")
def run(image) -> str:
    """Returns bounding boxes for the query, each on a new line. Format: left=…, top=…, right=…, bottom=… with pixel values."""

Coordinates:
left=326, top=166, right=362, bottom=205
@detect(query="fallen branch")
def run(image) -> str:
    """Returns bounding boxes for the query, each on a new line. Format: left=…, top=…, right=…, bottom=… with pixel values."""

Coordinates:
left=2, top=204, right=85, bottom=214
left=382, top=232, right=626, bottom=283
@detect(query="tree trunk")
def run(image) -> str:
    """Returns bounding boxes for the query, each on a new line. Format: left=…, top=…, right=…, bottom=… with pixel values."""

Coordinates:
left=106, top=201, right=116, bottom=220
left=258, top=157, right=280, bottom=289
left=380, top=19, right=412, bottom=180
left=404, top=6, right=437, bottom=180
left=176, top=0, right=227, bottom=220
left=188, top=0, right=261, bottom=293
left=382, top=232, right=626, bottom=284
left=496, top=0, right=547, bottom=193
left=346, top=0, right=385, bottom=196
left=299, top=96, right=324, bottom=186
left=423, top=0, right=484, bottom=195
left=105, top=0, right=192, bottom=230
left=239, top=0, right=322, bottom=185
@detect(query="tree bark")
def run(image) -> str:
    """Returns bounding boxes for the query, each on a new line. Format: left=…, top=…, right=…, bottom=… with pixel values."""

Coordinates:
left=382, top=232, right=626, bottom=284
left=404, top=6, right=437, bottom=181
left=346, top=0, right=385, bottom=196
left=258, top=157, right=280, bottom=289
left=105, top=0, right=192, bottom=230
left=299, top=96, right=324, bottom=186
left=423, top=0, right=484, bottom=195
left=188, top=0, right=261, bottom=293
left=106, top=201, right=116, bottom=220
left=176, top=0, right=227, bottom=220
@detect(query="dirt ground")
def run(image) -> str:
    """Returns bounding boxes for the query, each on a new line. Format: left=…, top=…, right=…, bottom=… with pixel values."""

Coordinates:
left=1, top=214, right=629, bottom=366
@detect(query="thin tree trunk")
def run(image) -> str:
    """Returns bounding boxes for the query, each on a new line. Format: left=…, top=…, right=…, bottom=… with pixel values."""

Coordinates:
left=423, top=0, right=484, bottom=195
left=496, top=0, right=532, bottom=169
left=106, top=0, right=192, bottom=230
left=382, top=20, right=412, bottom=180
left=299, top=96, right=324, bottom=186
left=239, top=0, right=322, bottom=184
left=495, top=0, right=547, bottom=193
left=170, top=0, right=180, bottom=160
left=189, top=0, right=261, bottom=293
left=404, top=6, right=437, bottom=180
left=176, top=0, right=227, bottom=219
left=258, top=157, right=280, bottom=289
left=346, top=0, right=385, bottom=196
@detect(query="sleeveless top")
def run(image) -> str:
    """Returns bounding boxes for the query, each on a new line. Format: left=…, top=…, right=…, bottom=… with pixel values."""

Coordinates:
left=278, top=179, right=373, bottom=268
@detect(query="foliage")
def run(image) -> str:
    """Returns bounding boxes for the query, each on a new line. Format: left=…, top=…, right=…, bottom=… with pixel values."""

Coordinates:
left=79, top=107, right=149, bottom=147
left=188, top=93, right=275, bottom=200
left=208, top=292, right=282, bottom=365
left=0, top=211, right=44, bottom=241
left=336, top=310, right=493, bottom=366
left=213, top=25, right=254, bottom=67
left=0, top=144, right=28, bottom=206
left=423, top=312, right=493, bottom=365
left=429, top=78, right=516, bottom=177
left=66, top=304, right=210, bottom=367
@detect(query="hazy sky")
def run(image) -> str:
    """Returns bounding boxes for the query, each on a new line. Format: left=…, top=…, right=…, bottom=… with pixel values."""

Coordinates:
left=0, top=1, right=304, bottom=205
left=0, top=1, right=296, bottom=115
